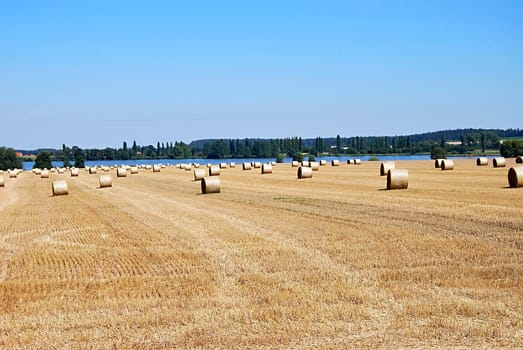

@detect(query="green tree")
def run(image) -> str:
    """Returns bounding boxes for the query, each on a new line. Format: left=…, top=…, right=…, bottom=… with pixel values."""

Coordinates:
left=74, top=153, right=85, bottom=168
left=0, top=147, right=23, bottom=170
left=34, top=151, right=53, bottom=169
left=336, top=135, right=342, bottom=154
left=500, top=140, right=523, bottom=157
left=275, top=154, right=284, bottom=163
left=292, top=152, right=304, bottom=162
left=430, top=146, right=447, bottom=160
left=480, top=133, right=486, bottom=153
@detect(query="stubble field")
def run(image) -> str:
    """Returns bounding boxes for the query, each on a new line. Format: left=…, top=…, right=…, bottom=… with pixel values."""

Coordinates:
left=0, top=159, right=522, bottom=349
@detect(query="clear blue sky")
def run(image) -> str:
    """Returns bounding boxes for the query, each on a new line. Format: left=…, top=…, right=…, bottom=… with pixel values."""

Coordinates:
left=1, top=0, right=522, bottom=149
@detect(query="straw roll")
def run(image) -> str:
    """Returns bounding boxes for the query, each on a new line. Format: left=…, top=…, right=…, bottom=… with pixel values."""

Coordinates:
left=261, top=163, right=273, bottom=174
left=117, top=168, right=127, bottom=177
left=242, top=162, right=252, bottom=170
left=52, top=180, right=68, bottom=195
left=41, top=170, right=50, bottom=178
left=434, top=159, right=444, bottom=168
left=201, top=176, right=221, bottom=194
left=331, top=160, right=340, bottom=166
left=0, top=176, right=4, bottom=187
left=99, top=175, right=112, bottom=188
left=441, top=159, right=454, bottom=170
left=476, top=157, right=488, bottom=166
left=387, top=169, right=408, bottom=190
left=298, top=166, right=313, bottom=179
left=380, top=161, right=395, bottom=176
left=209, top=165, right=220, bottom=176
left=493, top=157, right=506, bottom=168
left=508, top=166, right=523, bottom=188
left=70, top=168, right=79, bottom=176
left=194, top=168, right=206, bottom=181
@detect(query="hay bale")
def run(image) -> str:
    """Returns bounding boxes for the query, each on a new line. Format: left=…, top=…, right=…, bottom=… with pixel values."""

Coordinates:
left=230, top=162, right=236, bottom=168
left=291, top=161, right=299, bottom=167
left=298, top=166, right=313, bottom=179
left=516, top=156, right=522, bottom=164
left=493, top=157, right=506, bottom=168
left=34, top=168, right=42, bottom=175
left=242, top=162, right=252, bottom=170
left=354, top=159, right=361, bottom=165
left=320, top=160, right=327, bottom=166
left=130, top=166, right=139, bottom=174
left=310, top=162, right=320, bottom=171
left=209, top=165, right=220, bottom=176
left=219, top=162, right=227, bottom=169
left=89, top=167, right=97, bottom=174
left=261, top=163, right=272, bottom=174
left=380, top=161, right=395, bottom=176
left=508, top=166, right=523, bottom=188
left=253, top=162, right=262, bottom=168
left=185, top=164, right=192, bottom=171
left=0, top=176, right=4, bottom=187
left=70, top=168, right=79, bottom=177
left=301, top=161, right=310, bottom=167
left=434, top=159, right=444, bottom=168
left=347, top=159, right=353, bottom=164
left=117, top=168, right=127, bottom=177
left=9, top=170, right=17, bottom=178
left=387, top=169, right=408, bottom=190
left=194, top=168, right=206, bottom=181
left=146, top=165, right=153, bottom=170
left=41, top=169, right=49, bottom=178
left=441, top=159, right=454, bottom=170
left=153, top=165, right=161, bottom=172
left=201, top=176, right=221, bottom=194
left=52, top=180, right=68, bottom=196
left=476, top=157, right=488, bottom=166
left=99, top=175, right=112, bottom=188
left=58, top=168, right=65, bottom=174
left=331, top=160, right=339, bottom=166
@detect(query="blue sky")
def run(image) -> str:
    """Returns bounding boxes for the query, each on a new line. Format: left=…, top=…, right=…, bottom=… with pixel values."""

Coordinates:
left=1, top=0, right=522, bottom=149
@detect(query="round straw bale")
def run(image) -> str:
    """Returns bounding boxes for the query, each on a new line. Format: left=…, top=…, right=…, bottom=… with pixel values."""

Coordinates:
left=161, top=164, right=166, bottom=168
left=34, top=168, right=42, bottom=175
left=50, top=168, right=56, bottom=173
left=209, top=165, right=221, bottom=176
left=354, top=159, right=361, bottom=165
left=242, top=162, right=252, bottom=170
left=201, top=176, right=221, bottom=194
left=434, top=159, right=444, bottom=168
left=194, top=168, right=206, bottom=181
left=99, top=175, right=112, bottom=188
left=89, top=167, right=97, bottom=174
left=185, top=164, right=192, bottom=171
left=291, top=161, right=299, bottom=167
left=219, top=162, right=227, bottom=169
left=476, top=157, right=488, bottom=166
left=58, top=168, right=65, bottom=174
left=271, top=161, right=276, bottom=166
left=253, top=162, right=262, bottom=168
left=41, top=169, right=49, bottom=178
left=310, top=162, right=320, bottom=171
left=153, top=165, right=161, bottom=172
left=516, top=156, right=522, bottom=163
left=0, top=176, right=4, bottom=187
left=193, top=163, right=200, bottom=168
left=441, top=159, right=454, bottom=170
left=331, top=159, right=339, bottom=166
left=347, top=159, right=353, bottom=164
left=508, top=166, right=523, bottom=188
left=387, top=169, right=408, bottom=190
left=301, top=161, right=310, bottom=167
left=70, top=168, right=79, bottom=177
left=493, top=157, right=506, bottom=168
left=230, top=162, right=236, bottom=168
left=9, top=171, right=17, bottom=178
left=380, top=161, right=395, bottom=176
left=146, top=165, right=152, bottom=170
left=261, top=163, right=272, bottom=174
left=117, top=168, right=127, bottom=177
left=52, top=180, right=68, bottom=196
left=297, top=166, right=313, bottom=179
left=320, top=160, right=327, bottom=166
left=130, top=166, right=138, bottom=174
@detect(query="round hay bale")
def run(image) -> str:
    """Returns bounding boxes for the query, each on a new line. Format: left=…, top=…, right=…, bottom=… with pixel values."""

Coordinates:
left=387, top=169, right=408, bottom=190
left=99, top=175, right=112, bottom=188
left=441, top=159, right=454, bottom=170
left=185, top=164, right=192, bottom=171
left=476, top=157, right=488, bottom=166
left=194, top=168, right=206, bottom=181
left=50, top=168, right=56, bottom=173
left=297, top=166, right=313, bottom=179
left=89, top=167, right=97, bottom=174
left=291, top=161, right=299, bottom=167
left=130, top=166, right=139, bottom=174
left=301, top=161, right=310, bottom=167
left=354, top=159, right=361, bottom=165
left=434, top=159, right=444, bottom=168
left=9, top=171, right=17, bottom=178
left=161, top=164, right=166, bottom=168
left=153, top=165, right=161, bottom=172
left=201, top=176, right=221, bottom=194
left=0, top=176, right=4, bottom=187
left=219, top=162, right=227, bottom=169
left=70, top=168, right=79, bottom=177
left=508, top=166, right=523, bottom=188
left=271, top=161, right=276, bottom=166
left=253, top=162, right=262, bottom=168
left=493, top=157, right=506, bottom=168
left=146, top=165, right=152, bottom=170
left=52, top=180, right=68, bottom=196
left=34, top=168, right=42, bottom=175
left=380, top=161, right=395, bottom=176
left=193, top=163, right=200, bottom=168
left=41, top=169, right=49, bottom=178
left=320, top=160, right=327, bottom=166
left=261, top=163, right=272, bottom=174
left=516, top=156, right=522, bottom=163
left=230, top=162, right=236, bottom=168
left=58, top=168, right=65, bottom=174
left=331, top=159, right=339, bottom=166
left=310, top=162, right=320, bottom=171
left=209, top=165, right=220, bottom=176
left=242, top=162, right=252, bottom=170
left=117, top=168, right=127, bottom=177
left=347, top=159, right=353, bottom=165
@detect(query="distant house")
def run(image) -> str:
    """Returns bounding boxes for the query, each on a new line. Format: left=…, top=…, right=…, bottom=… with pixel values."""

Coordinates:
left=16, top=152, right=23, bottom=157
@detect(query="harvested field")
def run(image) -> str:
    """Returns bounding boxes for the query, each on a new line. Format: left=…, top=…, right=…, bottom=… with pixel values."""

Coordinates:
left=0, top=159, right=522, bottom=349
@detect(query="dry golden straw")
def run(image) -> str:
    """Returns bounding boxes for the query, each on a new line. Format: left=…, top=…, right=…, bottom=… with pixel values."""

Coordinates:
left=311, top=162, right=320, bottom=171
left=291, top=161, right=299, bottom=167
left=242, top=162, right=252, bottom=170
left=298, top=166, right=313, bottom=179
left=380, top=161, right=395, bottom=176
left=476, top=157, right=488, bottom=166
left=52, top=180, right=68, bottom=196
left=70, top=168, right=79, bottom=177
left=9, top=171, right=17, bottom=178
left=441, top=159, right=454, bottom=170
left=261, top=163, right=273, bottom=174
left=320, top=160, right=327, bottom=166
left=331, top=160, right=339, bottom=166
left=493, top=157, right=506, bottom=168
left=41, top=170, right=50, bottom=178
left=89, top=167, right=97, bottom=174
left=201, top=176, right=221, bottom=194
left=194, top=168, right=206, bottom=181
left=153, top=165, right=161, bottom=172
left=219, top=163, right=227, bottom=169
left=130, top=166, right=139, bottom=174
left=387, top=169, right=409, bottom=190
left=99, top=175, right=113, bottom=188
left=508, top=166, right=523, bottom=188
left=117, top=168, right=127, bottom=177
left=230, top=162, right=236, bottom=168
left=209, top=165, right=221, bottom=176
